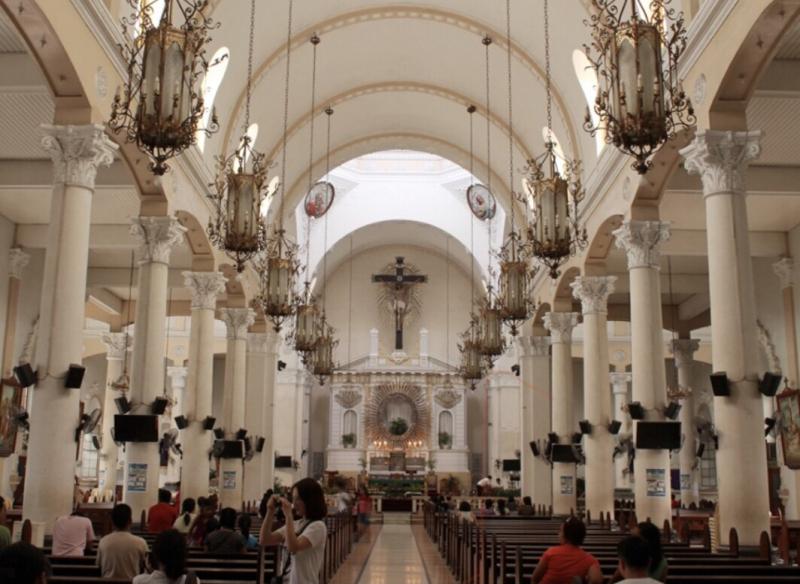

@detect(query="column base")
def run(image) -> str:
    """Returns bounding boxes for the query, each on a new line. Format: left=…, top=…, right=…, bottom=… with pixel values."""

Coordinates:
left=633, top=450, right=671, bottom=528
left=124, top=442, right=160, bottom=520
left=219, top=458, right=244, bottom=510
left=585, top=433, right=615, bottom=517
left=552, top=462, right=577, bottom=515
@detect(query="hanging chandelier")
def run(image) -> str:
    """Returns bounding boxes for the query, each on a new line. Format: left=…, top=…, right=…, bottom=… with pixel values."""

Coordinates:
left=110, top=0, right=219, bottom=175
left=207, top=0, right=268, bottom=273
left=522, top=0, right=588, bottom=280
left=497, top=1, right=535, bottom=337
left=311, top=315, right=338, bottom=384
left=255, top=0, right=300, bottom=331
left=583, top=0, right=695, bottom=174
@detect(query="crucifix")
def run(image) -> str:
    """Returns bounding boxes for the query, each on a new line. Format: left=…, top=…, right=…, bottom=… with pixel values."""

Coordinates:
left=372, top=257, right=428, bottom=351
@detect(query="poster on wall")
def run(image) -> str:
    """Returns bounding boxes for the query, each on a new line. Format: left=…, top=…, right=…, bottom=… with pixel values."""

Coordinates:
left=777, top=387, right=800, bottom=469
left=646, top=469, right=666, bottom=497
left=560, top=476, right=573, bottom=495
left=127, top=463, right=147, bottom=492
left=223, top=471, right=237, bottom=490
left=680, top=473, right=690, bottom=491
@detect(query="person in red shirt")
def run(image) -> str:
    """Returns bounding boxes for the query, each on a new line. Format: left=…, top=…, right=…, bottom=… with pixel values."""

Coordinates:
left=532, top=517, right=603, bottom=584
left=147, top=489, right=178, bottom=534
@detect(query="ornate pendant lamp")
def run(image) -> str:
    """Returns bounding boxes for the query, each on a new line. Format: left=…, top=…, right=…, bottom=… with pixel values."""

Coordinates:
left=256, top=0, right=300, bottom=331
left=522, top=0, right=588, bottom=280
left=292, top=35, right=325, bottom=359
left=110, top=0, right=219, bottom=175
left=583, top=0, right=695, bottom=174
left=207, top=0, right=267, bottom=273
left=497, top=0, right=535, bottom=337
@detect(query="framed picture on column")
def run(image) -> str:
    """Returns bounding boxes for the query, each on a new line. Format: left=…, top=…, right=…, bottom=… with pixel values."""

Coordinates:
left=0, top=378, right=23, bottom=458
left=776, top=387, right=800, bottom=470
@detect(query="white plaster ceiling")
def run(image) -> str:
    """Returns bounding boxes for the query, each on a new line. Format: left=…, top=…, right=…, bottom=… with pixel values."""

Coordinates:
left=0, top=7, right=25, bottom=53
left=0, top=186, right=140, bottom=224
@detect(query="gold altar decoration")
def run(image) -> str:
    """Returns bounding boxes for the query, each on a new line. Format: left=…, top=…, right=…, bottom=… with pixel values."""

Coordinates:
left=334, top=388, right=362, bottom=409
left=365, top=381, right=430, bottom=447
left=434, top=388, right=462, bottom=410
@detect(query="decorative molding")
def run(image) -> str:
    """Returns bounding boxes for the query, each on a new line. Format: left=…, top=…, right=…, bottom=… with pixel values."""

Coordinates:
left=167, top=366, right=188, bottom=390
left=670, top=338, right=700, bottom=370
left=434, top=388, right=462, bottom=410
left=219, top=307, right=256, bottom=341
left=364, top=381, right=430, bottom=445
left=542, top=312, right=580, bottom=345
left=680, top=130, right=762, bottom=197
left=8, top=248, right=30, bottom=280
left=613, top=220, right=671, bottom=270
left=517, top=335, right=550, bottom=358
left=334, top=389, right=363, bottom=409
left=130, top=216, right=187, bottom=265
left=41, top=124, right=117, bottom=190
left=571, top=276, right=617, bottom=315
left=183, top=271, right=227, bottom=310
left=773, top=258, right=795, bottom=290
left=102, top=332, right=129, bottom=361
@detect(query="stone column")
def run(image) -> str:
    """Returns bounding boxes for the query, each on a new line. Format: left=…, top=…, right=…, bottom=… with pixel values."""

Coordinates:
left=98, top=332, right=129, bottom=495
left=518, top=335, right=551, bottom=506
left=614, top=220, right=672, bottom=528
left=682, top=130, right=770, bottom=545
left=243, top=329, right=279, bottom=504
left=670, top=339, right=700, bottom=508
left=773, top=259, right=800, bottom=519
left=123, top=216, right=186, bottom=517
left=219, top=307, right=255, bottom=509
left=164, top=366, right=188, bottom=485
left=2, top=249, right=30, bottom=376
left=572, top=276, right=617, bottom=517
left=610, top=372, right=632, bottom=490
left=180, top=271, right=226, bottom=502
left=23, top=125, right=116, bottom=531
left=544, top=311, right=579, bottom=515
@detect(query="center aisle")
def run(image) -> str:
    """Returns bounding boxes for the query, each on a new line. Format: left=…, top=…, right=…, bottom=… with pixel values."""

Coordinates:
left=357, top=523, right=429, bottom=584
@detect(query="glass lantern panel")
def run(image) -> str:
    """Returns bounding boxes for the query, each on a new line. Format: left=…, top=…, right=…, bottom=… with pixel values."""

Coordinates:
left=162, top=40, right=184, bottom=119
left=616, top=36, right=638, bottom=116
left=142, top=31, right=161, bottom=117
left=637, top=30, right=660, bottom=115
left=554, top=178, right=569, bottom=242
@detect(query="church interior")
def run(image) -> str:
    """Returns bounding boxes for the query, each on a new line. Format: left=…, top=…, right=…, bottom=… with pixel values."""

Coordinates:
left=3, top=0, right=800, bottom=582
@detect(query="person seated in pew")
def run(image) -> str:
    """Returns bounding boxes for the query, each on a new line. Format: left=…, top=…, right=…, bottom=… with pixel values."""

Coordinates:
left=173, top=498, right=196, bottom=534
left=237, top=513, right=259, bottom=550
left=260, top=478, right=328, bottom=584
left=134, top=529, right=198, bottom=584
left=148, top=488, right=178, bottom=534
left=51, top=506, right=95, bottom=557
left=497, top=498, right=508, bottom=516
left=531, top=517, right=603, bottom=584
left=0, top=541, right=51, bottom=584
left=474, top=498, right=496, bottom=518
left=188, top=497, right=216, bottom=547
left=507, top=495, right=518, bottom=514
left=517, top=496, right=535, bottom=516
left=97, top=503, right=148, bottom=580
left=0, top=495, right=11, bottom=549
left=614, top=535, right=661, bottom=584
left=205, top=507, right=246, bottom=554
left=632, top=522, right=667, bottom=582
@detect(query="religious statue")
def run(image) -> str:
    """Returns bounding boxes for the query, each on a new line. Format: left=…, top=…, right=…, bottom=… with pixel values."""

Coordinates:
left=372, top=257, right=427, bottom=351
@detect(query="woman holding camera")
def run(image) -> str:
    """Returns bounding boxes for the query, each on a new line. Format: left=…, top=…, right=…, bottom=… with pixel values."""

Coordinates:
left=260, top=478, right=328, bottom=584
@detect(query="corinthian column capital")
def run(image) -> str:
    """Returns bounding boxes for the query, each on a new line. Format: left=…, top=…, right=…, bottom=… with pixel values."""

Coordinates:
left=680, top=130, right=762, bottom=197
left=516, top=335, right=550, bottom=358
left=8, top=248, right=30, bottom=280
left=609, top=372, right=632, bottom=395
left=543, top=312, right=580, bottom=344
left=102, top=332, right=130, bottom=361
left=41, top=124, right=117, bottom=190
left=219, top=307, right=255, bottom=340
left=613, top=220, right=671, bottom=270
left=773, top=258, right=794, bottom=290
left=670, top=339, right=700, bottom=368
left=130, top=216, right=187, bottom=265
left=183, top=271, right=227, bottom=310
left=247, top=330, right=279, bottom=354
left=571, top=275, right=617, bottom=315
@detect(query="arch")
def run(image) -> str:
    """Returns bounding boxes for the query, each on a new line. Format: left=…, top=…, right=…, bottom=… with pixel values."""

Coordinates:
left=438, top=410, right=454, bottom=440
left=343, top=410, right=358, bottom=445
left=215, top=5, right=583, bottom=164
left=585, top=214, right=625, bottom=264
left=571, top=48, right=605, bottom=153
left=532, top=302, right=552, bottom=331
left=550, top=266, right=582, bottom=311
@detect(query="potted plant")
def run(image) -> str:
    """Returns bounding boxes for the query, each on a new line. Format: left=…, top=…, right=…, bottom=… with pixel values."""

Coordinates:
left=341, top=433, right=356, bottom=448
left=438, top=431, right=452, bottom=449
left=389, top=417, right=408, bottom=436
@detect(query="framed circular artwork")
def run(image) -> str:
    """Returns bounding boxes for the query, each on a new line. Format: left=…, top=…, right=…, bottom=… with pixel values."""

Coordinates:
left=304, top=181, right=335, bottom=218
left=466, top=184, right=497, bottom=220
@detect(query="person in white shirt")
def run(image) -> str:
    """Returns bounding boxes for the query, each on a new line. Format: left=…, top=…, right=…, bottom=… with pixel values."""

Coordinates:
left=334, top=489, right=352, bottom=515
left=52, top=510, right=95, bottom=557
left=615, top=535, right=662, bottom=584
left=477, top=475, right=493, bottom=496
left=172, top=498, right=197, bottom=534
left=97, top=503, right=148, bottom=580
left=260, top=478, right=328, bottom=584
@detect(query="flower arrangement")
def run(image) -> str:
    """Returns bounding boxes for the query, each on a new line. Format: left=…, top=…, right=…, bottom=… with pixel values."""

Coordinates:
left=389, top=417, right=409, bottom=436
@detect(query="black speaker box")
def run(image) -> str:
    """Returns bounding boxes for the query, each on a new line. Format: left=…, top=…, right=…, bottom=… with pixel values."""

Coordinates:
left=664, top=401, right=682, bottom=420
left=608, top=420, right=622, bottom=435
left=13, top=363, right=36, bottom=388
left=235, top=428, right=248, bottom=440
left=115, top=396, right=131, bottom=414
left=710, top=372, right=731, bottom=397
left=579, top=420, right=592, bottom=435
left=255, top=437, right=266, bottom=453
left=529, top=440, right=540, bottom=457
left=628, top=401, right=645, bottom=420
left=174, top=415, right=189, bottom=430
left=151, top=397, right=169, bottom=415
left=202, top=416, right=216, bottom=430
left=213, top=427, right=225, bottom=440
left=65, top=364, right=85, bottom=389
left=760, top=372, right=782, bottom=397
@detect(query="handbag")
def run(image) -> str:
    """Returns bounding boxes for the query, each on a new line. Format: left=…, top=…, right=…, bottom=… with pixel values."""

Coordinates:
left=269, top=520, right=320, bottom=584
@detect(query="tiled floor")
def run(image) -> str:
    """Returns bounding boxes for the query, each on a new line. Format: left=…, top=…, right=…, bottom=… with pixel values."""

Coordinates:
left=356, top=523, right=430, bottom=584
left=329, top=525, right=381, bottom=584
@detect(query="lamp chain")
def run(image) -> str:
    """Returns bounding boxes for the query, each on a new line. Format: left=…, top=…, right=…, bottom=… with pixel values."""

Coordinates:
left=278, top=0, right=294, bottom=230
left=544, top=0, right=553, bottom=141
left=244, top=0, right=255, bottom=132
left=505, top=0, right=515, bottom=235
left=304, top=35, right=320, bottom=287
